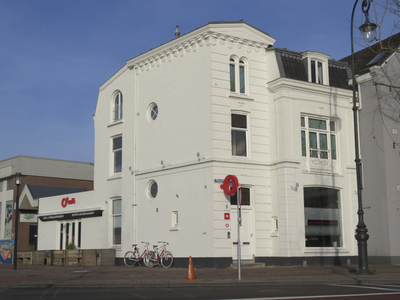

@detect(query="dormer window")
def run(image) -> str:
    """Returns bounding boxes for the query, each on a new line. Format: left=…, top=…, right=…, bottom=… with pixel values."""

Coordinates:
left=302, top=52, right=330, bottom=85
left=311, top=60, right=323, bottom=84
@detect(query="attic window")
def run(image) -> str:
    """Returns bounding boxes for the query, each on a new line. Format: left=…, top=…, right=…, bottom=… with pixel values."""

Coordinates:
left=302, top=52, right=330, bottom=85
left=366, top=51, right=387, bottom=66
left=311, top=60, right=323, bottom=84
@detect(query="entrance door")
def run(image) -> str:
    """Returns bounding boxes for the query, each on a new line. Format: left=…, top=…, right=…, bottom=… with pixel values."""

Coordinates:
left=29, top=224, right=37, bottom=250
left=231, top=210, right=253, bottom=260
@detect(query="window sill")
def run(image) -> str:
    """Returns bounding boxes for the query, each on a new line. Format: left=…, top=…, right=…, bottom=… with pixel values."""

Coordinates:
left=170, top=226, right=180, bottom=231
left=229, top=93, right=254, bottom=101
left=108, top=173, right=123, bottom=181
left=108, top=120, right=123, bottom=127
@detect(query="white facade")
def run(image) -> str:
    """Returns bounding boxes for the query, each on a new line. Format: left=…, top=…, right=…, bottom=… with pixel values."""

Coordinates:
left=38, top=21, right=359, bottom=267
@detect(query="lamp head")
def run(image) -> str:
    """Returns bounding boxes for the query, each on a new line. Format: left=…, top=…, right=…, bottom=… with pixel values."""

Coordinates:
left=15, top=173, right=21, bottom=185
left=359, top=14, right=377, bottom=43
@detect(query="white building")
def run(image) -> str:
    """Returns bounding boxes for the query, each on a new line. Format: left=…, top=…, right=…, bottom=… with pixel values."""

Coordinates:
left=38, top=21, right=359, bottom=268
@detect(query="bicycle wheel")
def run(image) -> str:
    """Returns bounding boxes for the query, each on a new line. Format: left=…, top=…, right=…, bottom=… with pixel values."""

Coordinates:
left=144, top=251, right=157, bottom=267
left=161, top=251, right=173, bottom=268
left=124, top=251, right=138, bottom=267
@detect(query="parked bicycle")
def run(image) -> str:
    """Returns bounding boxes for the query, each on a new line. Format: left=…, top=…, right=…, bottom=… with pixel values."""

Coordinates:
left=123, top=241, right=152, bottom=267
left=147, top=241, right=174, bottom=268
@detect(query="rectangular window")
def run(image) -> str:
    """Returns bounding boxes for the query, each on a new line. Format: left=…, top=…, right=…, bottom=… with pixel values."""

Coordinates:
left=172, top=211, right=178, bottom=227
left=78, top=222, right=82, bottom=248
left=230, top=187, right=250, bottom=206
left=112, top=199, right=122, bottom=245
left=0, top=181, right=3, bottom=192
left=60, top=223, right=63, bottom=250
left=310, top=60, right=323, bottom=84
left=231, top=114, right=247, bottom=157
left=304, top=187, right=341, bottom=247
left=7, top=179, right=13, bottom=191
left=113, top=136, right=122, bottom=173
left=66, top=223, right=70, bottom=249
left=301, top=116, right=337, bottom=160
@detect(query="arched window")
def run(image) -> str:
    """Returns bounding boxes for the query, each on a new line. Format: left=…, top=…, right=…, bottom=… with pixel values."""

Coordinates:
left=113, top=91, right=123, bottom=121
left=230, top=56, right=247, bottom=94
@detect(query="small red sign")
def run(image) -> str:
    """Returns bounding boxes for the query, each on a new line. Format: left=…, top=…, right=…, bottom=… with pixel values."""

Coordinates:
left=61, top=197, right=76, bottom=208
left=224, top=213, right=230, bottom=220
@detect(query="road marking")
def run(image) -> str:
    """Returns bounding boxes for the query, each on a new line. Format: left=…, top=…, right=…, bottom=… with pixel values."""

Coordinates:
left=331, top=284, right=400, bottom=292
left=52, top=288, right=60, bottom=297
left=40, top=288, right=51, bottom=300
left=224, top=292, right=400, bottom=300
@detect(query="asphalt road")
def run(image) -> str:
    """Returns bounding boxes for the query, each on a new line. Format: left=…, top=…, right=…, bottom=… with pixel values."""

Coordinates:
left=1, top=284, right=400, bottom=299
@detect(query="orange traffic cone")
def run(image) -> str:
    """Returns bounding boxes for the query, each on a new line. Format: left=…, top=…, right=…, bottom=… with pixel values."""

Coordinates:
left=186, top=256, right=196, bottom=282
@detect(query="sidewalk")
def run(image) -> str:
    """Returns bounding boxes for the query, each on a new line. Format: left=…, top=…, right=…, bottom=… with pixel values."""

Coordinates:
left=1, top=264, right=400, bottom=288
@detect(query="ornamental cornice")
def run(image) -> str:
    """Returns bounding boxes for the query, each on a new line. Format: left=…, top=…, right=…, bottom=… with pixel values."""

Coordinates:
left=127, top=31, right=269, bottom=74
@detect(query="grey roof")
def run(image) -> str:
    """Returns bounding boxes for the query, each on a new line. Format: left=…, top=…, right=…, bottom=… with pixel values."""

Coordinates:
left=27, top=185, right=86, bottom=199
left=270, top=48, right=350, bottom=90
left=340, top=32, right=400, bottom=76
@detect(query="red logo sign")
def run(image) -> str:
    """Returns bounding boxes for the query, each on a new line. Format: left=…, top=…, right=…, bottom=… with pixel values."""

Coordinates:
left=224, top=213, right=230, bottom=220
left=220, top=175, right=239, bottom=196
left=61, top=197, right=76, bottom=208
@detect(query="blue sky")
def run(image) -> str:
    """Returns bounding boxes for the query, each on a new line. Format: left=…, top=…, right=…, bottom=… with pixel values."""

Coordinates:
left=1, top=0, right=398, bottom=163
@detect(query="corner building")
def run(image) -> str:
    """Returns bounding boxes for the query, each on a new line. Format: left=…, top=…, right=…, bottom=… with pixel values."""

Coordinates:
left=39, top=21, right=359, bottom=268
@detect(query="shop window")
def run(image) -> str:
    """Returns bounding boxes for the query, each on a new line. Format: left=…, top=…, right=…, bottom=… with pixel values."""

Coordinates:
left=230, top=187, right=250, bottom=206
left=304, top=187, right=341, bottom=247
left=230, top=56, right=247, bottom=94
left=232, top=113, right=248, bottom=157
left=113, top=91, right=123, bottom=121
left=112, top=199, right=122, bottom=245
left=112, top=136, right=122, bottom=173
left=301, top=116, right=337, bottom=160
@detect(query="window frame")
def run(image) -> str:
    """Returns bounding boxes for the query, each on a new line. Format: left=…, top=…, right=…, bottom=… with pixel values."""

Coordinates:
left=229, top=56, right=248, bottom=95
left=113, top=91, right=123, bottom=122
left=112, top=135, right=122, bottom=174
left=301, top=116, right=337, bottom=161
left=111, top=198, right=122, bottom=246
left=231, top=113, right=249, bottom=157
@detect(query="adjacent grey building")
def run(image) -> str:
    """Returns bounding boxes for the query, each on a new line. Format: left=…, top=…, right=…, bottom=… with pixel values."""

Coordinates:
left=341, top=32, right=400, bottom=264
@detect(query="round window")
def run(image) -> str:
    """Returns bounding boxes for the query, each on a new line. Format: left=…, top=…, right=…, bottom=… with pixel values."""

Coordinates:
left=148, top=103, right=158, bottom=121
left=148, top=181, right=158, bottom=199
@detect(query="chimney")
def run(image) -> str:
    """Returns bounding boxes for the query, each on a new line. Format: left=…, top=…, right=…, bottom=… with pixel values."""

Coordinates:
left=175, top=25, right=180, bottom=38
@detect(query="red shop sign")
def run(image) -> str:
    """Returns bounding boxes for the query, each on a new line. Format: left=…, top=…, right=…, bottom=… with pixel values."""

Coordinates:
left=61, top=197, right=76, bottom=208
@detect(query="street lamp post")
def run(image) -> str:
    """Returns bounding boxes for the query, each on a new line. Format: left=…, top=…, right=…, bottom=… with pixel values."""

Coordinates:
left=350, top=0, right=377, bottom=275
left=13, top=173, right=22, bottom=270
